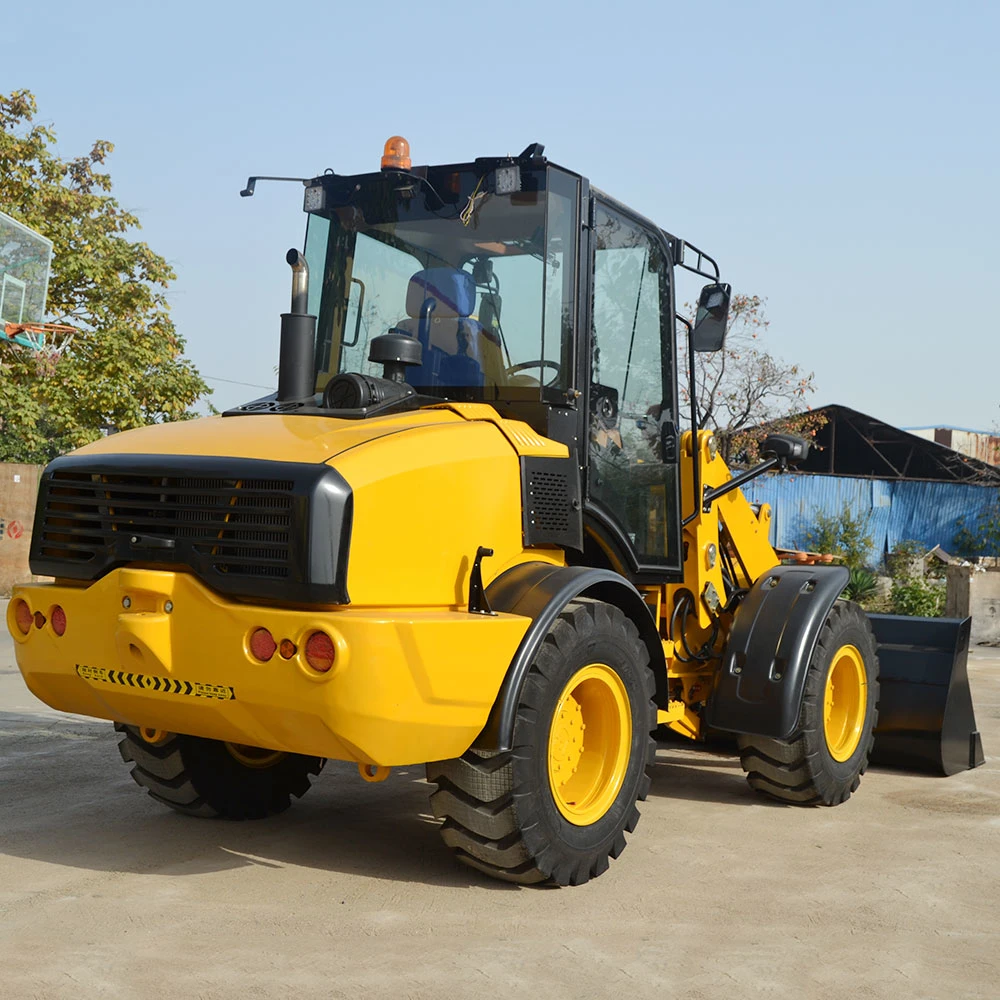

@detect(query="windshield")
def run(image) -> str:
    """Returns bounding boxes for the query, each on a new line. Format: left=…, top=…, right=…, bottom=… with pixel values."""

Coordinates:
left=304, top=166, right=578, bottom=401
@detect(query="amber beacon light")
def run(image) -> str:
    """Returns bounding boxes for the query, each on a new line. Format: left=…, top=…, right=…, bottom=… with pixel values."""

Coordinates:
left=381, top=136, right=411, bottom=171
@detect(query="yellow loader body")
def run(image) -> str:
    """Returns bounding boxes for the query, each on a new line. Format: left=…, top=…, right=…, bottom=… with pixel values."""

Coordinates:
left=10, top=404, right=566, bottom=764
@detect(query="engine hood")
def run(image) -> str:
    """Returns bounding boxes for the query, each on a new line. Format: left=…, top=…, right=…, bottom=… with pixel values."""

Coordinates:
left=72, top=409, right=468, bottom=465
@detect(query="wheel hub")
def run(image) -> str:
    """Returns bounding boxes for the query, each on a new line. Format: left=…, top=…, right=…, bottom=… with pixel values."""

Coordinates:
left=547, top=663, right=632, bottom=826
left=823, top=644, right=867, bottom=762
left=224, top=742, right=286, bottom=769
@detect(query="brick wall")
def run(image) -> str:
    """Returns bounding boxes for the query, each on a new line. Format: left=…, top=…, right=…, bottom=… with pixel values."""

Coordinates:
left=0, top=464, right=44, bottom=595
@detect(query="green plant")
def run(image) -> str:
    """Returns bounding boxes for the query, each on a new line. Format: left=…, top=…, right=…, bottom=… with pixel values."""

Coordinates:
left=954, top=493, right=1000, bottom=558
left=890, top=577, right=945, bottom=618
left=0, top=89, right=209, bottom=462
left=805, top=503, right=874, bottom=570
left=886, top=539, right=926, bottom=579
left=844, top=567, right=878, bottom=603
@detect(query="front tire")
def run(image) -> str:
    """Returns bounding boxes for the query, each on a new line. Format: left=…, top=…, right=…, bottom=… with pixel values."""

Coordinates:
left=116, top=724, right=324, bottom=819
left=427, top=599, right=656, bottom=886
left=737, top=600, right=879, bottom=805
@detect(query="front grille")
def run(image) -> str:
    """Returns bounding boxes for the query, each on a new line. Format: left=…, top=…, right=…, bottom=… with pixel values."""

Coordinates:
left=39, top=471, right=295, bottom=579
left=30, top=453, right=354, bottom=605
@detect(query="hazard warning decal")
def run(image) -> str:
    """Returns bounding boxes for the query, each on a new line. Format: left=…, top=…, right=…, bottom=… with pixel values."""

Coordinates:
left=75, top=664, right=235, bottom=701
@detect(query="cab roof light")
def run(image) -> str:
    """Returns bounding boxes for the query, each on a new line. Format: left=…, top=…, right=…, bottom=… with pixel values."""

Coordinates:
left=381, top=136, right=411, bottom=172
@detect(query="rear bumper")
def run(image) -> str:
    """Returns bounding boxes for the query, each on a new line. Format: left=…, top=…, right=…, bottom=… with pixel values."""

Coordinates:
left=8, top=568, right=530, bottom=766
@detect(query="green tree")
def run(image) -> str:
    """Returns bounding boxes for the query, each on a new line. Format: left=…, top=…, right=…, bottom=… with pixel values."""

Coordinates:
left=681, top=294, right=827, bottom=466
left=805, top=502, right=875, bottom=570
left=0, top=89, right=209, bottom=462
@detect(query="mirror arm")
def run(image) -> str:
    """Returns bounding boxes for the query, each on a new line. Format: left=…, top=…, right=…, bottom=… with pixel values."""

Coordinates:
left=674, top=239, right=721, bottom=281
left=686, top=456, right=780, bottom=525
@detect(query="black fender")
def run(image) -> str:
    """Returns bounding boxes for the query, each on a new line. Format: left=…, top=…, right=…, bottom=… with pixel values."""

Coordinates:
left=473, top=563, right=664, bottom=752
left=705, top=564, right=850, bottom=739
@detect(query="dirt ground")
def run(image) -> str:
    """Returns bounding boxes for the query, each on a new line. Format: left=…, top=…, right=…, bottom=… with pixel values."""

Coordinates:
left=2, top=600, right=998, bottom=1000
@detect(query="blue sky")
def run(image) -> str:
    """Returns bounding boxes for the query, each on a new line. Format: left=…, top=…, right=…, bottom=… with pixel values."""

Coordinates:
left=9, top=0, right=999, bottom=430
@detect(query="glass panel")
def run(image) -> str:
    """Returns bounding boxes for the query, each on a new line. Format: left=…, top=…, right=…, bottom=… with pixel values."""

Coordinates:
left=303, top=168, right=575, bottom=401
left=542, top=169, right=579, bottom=386
left=589, top=202, right=678, bottom=566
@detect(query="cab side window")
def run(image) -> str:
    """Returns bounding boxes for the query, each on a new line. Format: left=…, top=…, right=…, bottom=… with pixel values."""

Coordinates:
left=589, top=202, right=678, bottom=567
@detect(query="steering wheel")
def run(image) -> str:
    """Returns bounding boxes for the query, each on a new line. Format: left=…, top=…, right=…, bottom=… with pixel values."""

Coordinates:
left=505, top=359, right=561, bottom=387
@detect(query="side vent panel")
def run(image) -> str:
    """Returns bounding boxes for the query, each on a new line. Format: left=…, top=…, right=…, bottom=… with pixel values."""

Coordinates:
left=520, top=456, right=583, bottom=551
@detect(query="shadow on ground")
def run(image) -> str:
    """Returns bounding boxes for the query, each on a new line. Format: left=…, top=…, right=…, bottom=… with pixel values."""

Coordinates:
left=0, top=711, right=769, bottom=886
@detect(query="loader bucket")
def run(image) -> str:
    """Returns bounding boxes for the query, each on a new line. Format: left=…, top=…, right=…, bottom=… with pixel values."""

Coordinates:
left=867, top=614, right=985, bottom=776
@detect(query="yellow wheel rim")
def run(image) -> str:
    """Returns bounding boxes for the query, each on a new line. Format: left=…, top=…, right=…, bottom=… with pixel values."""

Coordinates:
left=224, top=743, right=286, bottom=769
left=823, top=644, right=868, bottom=762
left=547, top=663, right=632, bottom=826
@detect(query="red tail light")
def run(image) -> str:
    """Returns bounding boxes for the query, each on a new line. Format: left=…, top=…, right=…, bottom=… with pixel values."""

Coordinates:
left=33, top=611, right=46, bottom=629
left=305, top=631, right=335, bottom=672
left=51, top=606, right=67, bottom=636
left=13, top=600, right=32, bottom=635
left=249, top=627, right=277, bottom=662
left=279, top=639, right=297, bottom=659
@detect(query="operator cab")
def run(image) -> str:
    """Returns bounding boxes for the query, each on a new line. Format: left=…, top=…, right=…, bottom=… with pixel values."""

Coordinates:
left=237, top=140, right=731, bottom=585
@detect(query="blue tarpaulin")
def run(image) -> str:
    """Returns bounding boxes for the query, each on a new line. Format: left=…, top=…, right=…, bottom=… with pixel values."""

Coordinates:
left=743, top=474, right=999, bottom=565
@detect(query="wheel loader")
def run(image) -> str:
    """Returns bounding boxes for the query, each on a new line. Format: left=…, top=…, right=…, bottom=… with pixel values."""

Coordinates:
left=7, top=138, right=984, bottom=886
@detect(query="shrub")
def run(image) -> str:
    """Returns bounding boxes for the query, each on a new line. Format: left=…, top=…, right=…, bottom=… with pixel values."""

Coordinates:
left=806, top=503, right=874, bottom=570
left=890, top=577, right=945, bottom=617
left=954, top=494, right=1000, bottom=559
left=886, top=539, right=926, bottom=579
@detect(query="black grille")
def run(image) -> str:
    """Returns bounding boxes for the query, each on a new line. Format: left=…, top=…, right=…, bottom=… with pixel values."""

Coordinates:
left=525, top=470, right=571, bottom=534
left=40, top=471, right=294, bottom=580
left=521, top=456, right=583, bottom=550
left=30, top=453, right=354, bottom=605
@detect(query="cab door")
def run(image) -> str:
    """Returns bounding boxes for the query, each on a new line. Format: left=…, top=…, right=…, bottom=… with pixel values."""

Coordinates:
left=584, top=198, right=682, bottom=576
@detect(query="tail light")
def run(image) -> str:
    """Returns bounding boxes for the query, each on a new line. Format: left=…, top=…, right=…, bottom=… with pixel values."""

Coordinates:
left=279, top=639, right=297, bottom=659
left=13, top=599, right=32, bottom=635
left=305, top=631, right=335, bottom=672
left=51, top=606, right=67, bottom=636
left=33, top=611, right=46, bottom=629
left=249, top=627, right=277, bottom=662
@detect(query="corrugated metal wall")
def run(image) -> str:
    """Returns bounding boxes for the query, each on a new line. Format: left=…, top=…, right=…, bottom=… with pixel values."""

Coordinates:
left=744, top=474, right=999, bottom=565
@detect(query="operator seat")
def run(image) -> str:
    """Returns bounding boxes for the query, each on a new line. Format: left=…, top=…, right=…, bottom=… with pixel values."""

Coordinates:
left=394, top=267, right=506, bottom=388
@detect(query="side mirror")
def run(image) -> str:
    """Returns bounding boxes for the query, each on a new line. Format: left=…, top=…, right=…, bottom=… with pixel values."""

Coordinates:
left=691, top=282, right=731, bottom=353
left=761, top=433, right=810, bottom=469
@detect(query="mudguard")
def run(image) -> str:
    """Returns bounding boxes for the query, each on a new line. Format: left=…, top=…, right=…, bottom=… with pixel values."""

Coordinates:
left=706, top=564, right=850, bottom=739
left=473, top=563, right=664, bottom=752
left=868, top=614, right=985, bottom=775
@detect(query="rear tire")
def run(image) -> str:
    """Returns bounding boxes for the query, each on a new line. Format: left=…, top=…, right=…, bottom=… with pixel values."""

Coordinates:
left=737, top=600, right=879, bottom=805
left=116, top=724, right=324, bottom=819
left=426, top=599, right=656, bottom=886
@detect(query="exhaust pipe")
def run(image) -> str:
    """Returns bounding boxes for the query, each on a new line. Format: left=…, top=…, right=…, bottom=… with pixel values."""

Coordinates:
left=277, top=248, right=317, bottom=401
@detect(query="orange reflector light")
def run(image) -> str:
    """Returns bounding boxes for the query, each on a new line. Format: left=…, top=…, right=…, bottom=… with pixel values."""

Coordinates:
left=250, top=627, right=277, bottom=662
left=305, top=631, right=335, bottom=672
left=51, top=606, right=67, bottom=636
left=33, top=611, right=46, bottom=630
left=381, top=135, right=411, bottom=171
left=13, top=599, right=32, bottom=635
left=279, top=638, right=297, bottom=659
